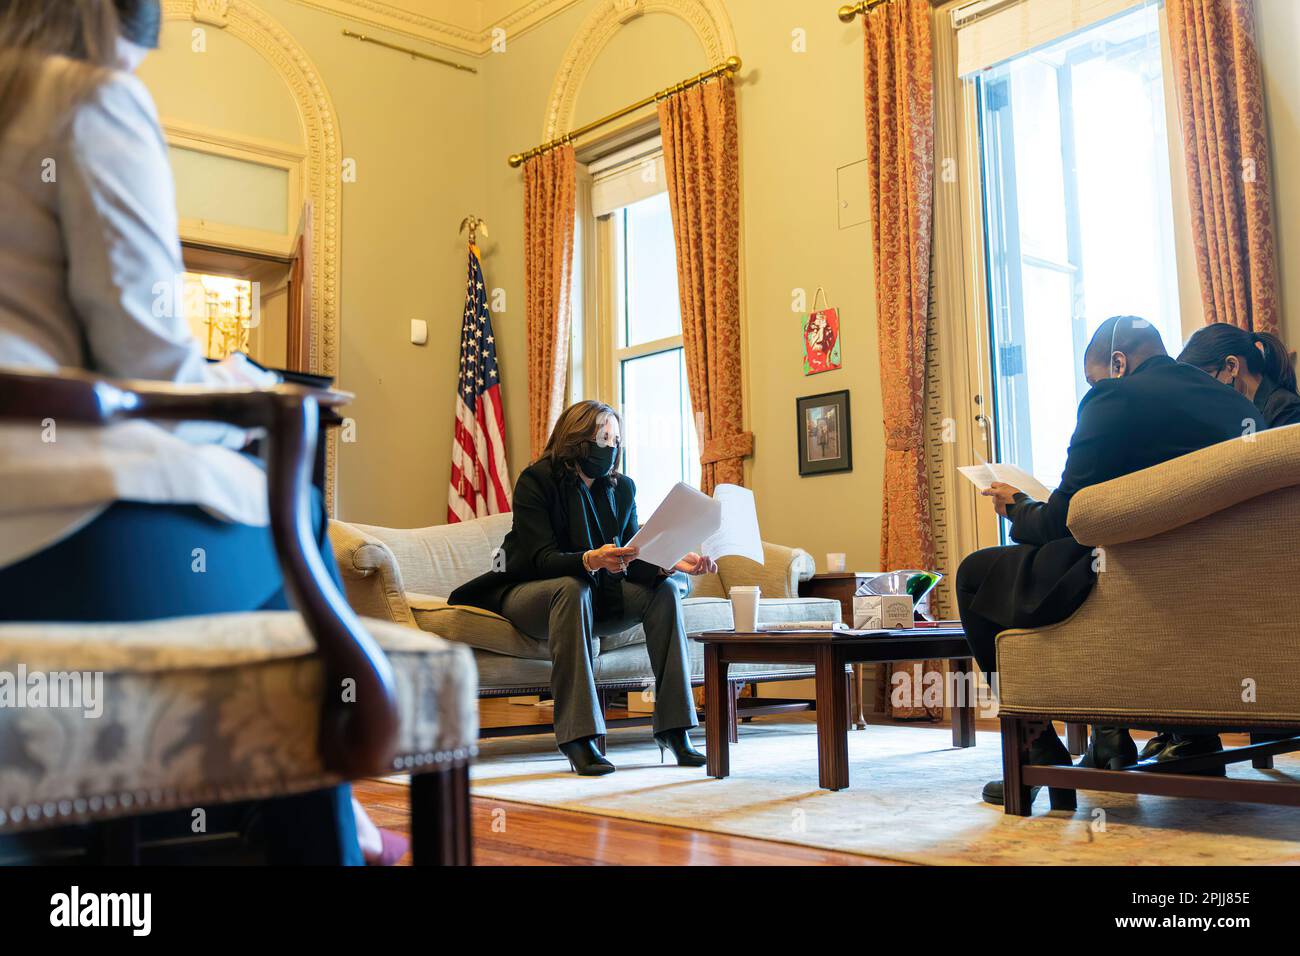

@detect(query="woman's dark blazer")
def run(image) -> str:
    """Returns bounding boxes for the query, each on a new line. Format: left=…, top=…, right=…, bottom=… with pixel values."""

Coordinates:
left=1255, top=376, right=1300, bottom=428
left=448, top=459, right=660, bottom=615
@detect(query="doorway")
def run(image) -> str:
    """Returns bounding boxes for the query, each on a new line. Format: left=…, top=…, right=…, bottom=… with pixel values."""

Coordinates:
left=181, top=241, right=308, bottom=373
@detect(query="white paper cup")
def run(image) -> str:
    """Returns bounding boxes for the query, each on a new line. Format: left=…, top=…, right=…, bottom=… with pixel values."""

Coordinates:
left=730, top=585, right=761, bottom=632
left=826, top=552, right=847, bottom=573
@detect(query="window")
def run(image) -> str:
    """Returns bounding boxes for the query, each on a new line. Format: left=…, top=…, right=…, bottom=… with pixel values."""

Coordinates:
left=581, top=140, right=701, bottom=515
left=975, top=4, right=1181, bottom=493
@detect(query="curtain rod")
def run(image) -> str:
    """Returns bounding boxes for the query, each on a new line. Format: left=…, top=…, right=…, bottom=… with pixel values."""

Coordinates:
left=507, top=56, right=742, bottom=168
left=342, top=30, right=478, bottom=74
left=838, top=0, right=894, bottom=22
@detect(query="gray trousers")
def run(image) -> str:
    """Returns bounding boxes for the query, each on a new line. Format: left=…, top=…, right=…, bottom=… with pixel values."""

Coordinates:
left=500, top=575, right=698, bottom=745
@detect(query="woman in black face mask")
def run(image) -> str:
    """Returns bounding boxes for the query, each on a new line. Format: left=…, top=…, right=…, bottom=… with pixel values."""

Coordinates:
left=450, top=400, right=717, bottom=775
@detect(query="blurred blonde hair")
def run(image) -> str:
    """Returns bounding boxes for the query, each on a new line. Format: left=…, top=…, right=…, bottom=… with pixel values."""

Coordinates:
left=0, top=0, right=120, bottom=137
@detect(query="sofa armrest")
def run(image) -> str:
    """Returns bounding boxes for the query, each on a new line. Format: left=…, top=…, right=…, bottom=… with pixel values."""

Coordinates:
left=329, top=520, right=417, bottom=627
left=1067, top=424, right=1300, bottom=547
left=716, top=542, right=815, bottom=599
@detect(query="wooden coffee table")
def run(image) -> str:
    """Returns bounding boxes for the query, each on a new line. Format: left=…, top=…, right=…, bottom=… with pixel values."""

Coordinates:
left=694, top=627, right=974, bottom=791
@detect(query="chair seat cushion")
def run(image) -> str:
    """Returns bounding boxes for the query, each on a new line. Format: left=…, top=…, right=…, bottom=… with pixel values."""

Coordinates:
left=0, top=611, right=477, bottom=833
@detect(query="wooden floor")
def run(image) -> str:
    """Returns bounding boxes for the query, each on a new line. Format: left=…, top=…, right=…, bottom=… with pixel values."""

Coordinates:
left=357, top=699, right=933, bottom=866
left=354, top=702, right=1175, bottom=866
left=354, top=777, right=899, bottom=866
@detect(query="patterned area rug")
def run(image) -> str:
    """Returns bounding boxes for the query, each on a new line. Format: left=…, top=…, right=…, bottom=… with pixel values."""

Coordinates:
left=462, top=717, right=1300, bottom=865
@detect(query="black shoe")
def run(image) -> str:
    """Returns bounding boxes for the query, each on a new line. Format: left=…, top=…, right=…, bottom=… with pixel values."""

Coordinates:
left=559, top=736, right=615, bottom=776
left=1139, top=732, right=1172, bottom=760
left=983, top=727, right=1076, bottom=810
left=1076, top=726, right=1138, bottom=770
left=655, top=728, right=706, bottom=767
left=1153, top=733, right=1225, bottom=776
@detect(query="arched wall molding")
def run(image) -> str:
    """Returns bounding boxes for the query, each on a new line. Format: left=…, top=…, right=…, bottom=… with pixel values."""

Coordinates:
left=162, top=0, right=343, bottom=504
left=542, top=0, right=737, bottom=140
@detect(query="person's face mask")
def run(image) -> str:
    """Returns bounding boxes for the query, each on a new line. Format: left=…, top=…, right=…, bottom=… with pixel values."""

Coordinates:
left=115, top=37, right=149, bottom=72
left=579, top=441, right=617, bottom=480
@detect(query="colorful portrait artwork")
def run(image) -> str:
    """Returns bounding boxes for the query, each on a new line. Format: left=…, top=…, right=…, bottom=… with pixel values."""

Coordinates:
left=802, top=308, right=842, bottom=375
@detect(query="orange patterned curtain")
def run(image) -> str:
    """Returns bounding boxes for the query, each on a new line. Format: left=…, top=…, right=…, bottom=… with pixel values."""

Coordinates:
left=658, top=77, right=753, bottom=495
left=863, top=0, right=939, bottom=719
left=1167, top=0, right=1280, bottom=334
left=523, top=145, right=578, bottom=459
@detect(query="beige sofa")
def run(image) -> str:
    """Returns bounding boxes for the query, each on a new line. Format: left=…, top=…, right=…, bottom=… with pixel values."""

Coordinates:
left=329, top=513, right=841, bottom=702
left=995, top=424, right=1300, bottom=815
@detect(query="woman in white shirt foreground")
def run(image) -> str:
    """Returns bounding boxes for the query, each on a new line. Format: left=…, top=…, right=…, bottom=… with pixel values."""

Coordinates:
left=0, top=0, right=394, bottom=865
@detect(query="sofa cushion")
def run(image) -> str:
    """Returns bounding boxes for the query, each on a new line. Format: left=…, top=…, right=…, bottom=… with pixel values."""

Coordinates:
left=409, top=593, right=843, bottom=664
left=409, top=592, right=551, bottom=661
left=473, top=642, right=821, bottom=692
left=351, top=513, right=513, bottom=597
left=0, top=612, right=477, bottom=833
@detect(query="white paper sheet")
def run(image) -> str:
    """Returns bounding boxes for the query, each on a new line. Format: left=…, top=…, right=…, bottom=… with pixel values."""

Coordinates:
left=958, top=458, right=1054, bottom=503
left=626, top=482, right=722, bottom=569
left=701, top=484, right=764, bottom=564
left=626, top=482, right=765, bottom=569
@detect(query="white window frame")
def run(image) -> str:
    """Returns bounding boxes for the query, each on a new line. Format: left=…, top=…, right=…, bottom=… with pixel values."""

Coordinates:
left=936, top=0, right=1201, bottom=557
left=577, top=137, right=687, bottom=417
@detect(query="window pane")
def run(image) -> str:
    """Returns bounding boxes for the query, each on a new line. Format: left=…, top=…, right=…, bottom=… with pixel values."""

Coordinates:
left=623, top=192, right=681, bottom=347
left=621, top=348, right=695, bottom=516
left=979, top=5, right=1180, bottom=498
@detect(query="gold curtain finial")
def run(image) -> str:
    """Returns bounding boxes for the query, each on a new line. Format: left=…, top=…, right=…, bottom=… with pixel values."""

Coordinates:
left=839, top=0, right=891, bottom=23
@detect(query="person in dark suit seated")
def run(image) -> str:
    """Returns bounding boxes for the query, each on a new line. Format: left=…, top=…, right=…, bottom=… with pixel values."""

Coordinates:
left=1178, top=323, right=1300, bottom=428
left=450, top=400, right=717, bottom=776
left=957, top=315, right=1265, bottom=807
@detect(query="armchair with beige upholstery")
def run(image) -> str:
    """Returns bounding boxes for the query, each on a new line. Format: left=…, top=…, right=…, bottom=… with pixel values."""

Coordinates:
left=996, top=424, right=1300, bottom=815
left=330, top=513, right=843, bottom=739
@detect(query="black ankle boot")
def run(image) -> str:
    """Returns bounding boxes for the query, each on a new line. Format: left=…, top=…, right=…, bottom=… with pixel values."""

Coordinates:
left=1077, top=726, right=1138, bottom=770
left=1154, top=733, right=1225, bottom=776
left=983, top=727, right=1075, bottom=810
left=559, top=736, right=615, bottom=776
left=1139, top=732, right=1172, bottom=760
left=654, top=728, right=706, bottom=767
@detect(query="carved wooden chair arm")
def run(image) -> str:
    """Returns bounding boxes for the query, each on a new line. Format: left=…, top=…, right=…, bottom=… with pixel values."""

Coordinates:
left=0, top=367, right=399, bottom=778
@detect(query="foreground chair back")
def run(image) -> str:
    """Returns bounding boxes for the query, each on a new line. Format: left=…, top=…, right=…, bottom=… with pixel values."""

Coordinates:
left=0, top=369, right=476, bottom=863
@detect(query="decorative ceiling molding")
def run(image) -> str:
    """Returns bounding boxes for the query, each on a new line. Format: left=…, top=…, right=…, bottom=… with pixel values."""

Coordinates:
left=281, top=0, right=586, bottom=57
left=543, top=0, right=737, bottom=139
left=163, top=0, right=343, bottom=504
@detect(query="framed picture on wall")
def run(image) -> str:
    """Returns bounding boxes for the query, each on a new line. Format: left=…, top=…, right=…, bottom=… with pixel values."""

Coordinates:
left=796, top=390, right=852, bottom=476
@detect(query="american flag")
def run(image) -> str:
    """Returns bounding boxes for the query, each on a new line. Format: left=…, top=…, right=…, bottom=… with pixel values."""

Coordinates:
left=448, top=245, right=511, bottom=522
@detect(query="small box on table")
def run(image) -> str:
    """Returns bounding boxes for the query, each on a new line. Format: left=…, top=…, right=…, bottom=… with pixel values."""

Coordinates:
left=852, top=594, right=914, bottom=630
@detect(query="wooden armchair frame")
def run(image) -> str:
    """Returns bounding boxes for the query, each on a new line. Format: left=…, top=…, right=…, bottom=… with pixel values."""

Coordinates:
left=0, top=368, right=471, bottom=864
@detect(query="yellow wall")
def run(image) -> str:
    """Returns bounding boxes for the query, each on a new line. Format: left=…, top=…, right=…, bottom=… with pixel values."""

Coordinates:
left=485, top=0, right=889, bottom=573
left=1258, top=0, right=1299, bottom=346
left=135, top=0, right=1297, bottom=567
left=137, top=0, right=487, bottom=529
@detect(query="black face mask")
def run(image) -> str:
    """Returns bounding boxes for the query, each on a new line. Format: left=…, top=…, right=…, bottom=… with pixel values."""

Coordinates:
left=578, top=442, right=617, bottom=480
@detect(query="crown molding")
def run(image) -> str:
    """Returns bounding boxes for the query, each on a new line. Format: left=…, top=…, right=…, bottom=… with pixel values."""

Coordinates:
left=282, top=0, right=585, bottom=56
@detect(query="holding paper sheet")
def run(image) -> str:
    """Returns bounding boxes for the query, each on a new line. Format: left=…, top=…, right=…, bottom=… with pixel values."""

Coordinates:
left=958, top=456, right=1054, bottom=503
left=628, top=483, right=764, bottom=569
